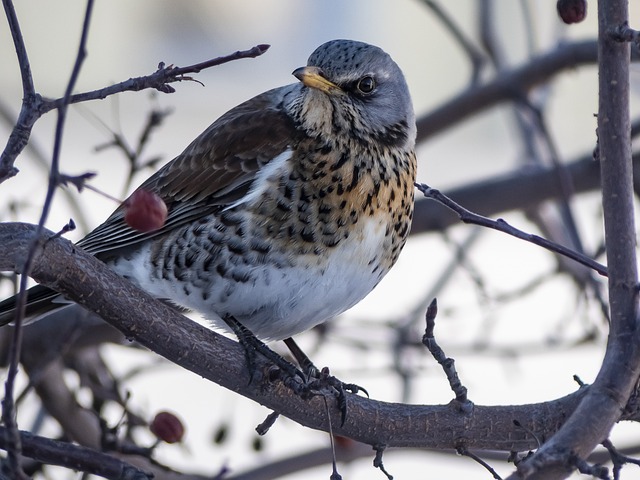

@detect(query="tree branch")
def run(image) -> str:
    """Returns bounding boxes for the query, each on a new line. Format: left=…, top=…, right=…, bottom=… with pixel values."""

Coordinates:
left=0, top=221, right=634, bottom=457
left=506, top=3, right=640, bottom=479
left=0, top=426, right=152, bottom=480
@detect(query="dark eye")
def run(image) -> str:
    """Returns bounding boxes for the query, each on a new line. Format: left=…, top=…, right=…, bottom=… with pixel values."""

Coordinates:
left=356, top=76, right=376, bottom=94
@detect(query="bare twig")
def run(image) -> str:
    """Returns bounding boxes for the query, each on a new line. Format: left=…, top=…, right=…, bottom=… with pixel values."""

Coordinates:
left=571, top=453, right=609, bottom=479
left=610, top=22, right=640, bottom=46
left=415, top=183, right=608, bottom=277
left=421, top=299, right=471, bottom=409
left=603, top=439, right=640, bottom=480
left=255, top=412, right=280, bottom=436
left=0, top=99, right=91, bottom=232
left=411, top=144, right=640, bottom=234
left=512, top=420, right=542, bottom=450
left=48, top=219, right=76, bottom=242
left=48, top=44, right=270, bottom=110
left=506, top=1, right=640, bottom=478
left=0, top=43, right=270, bottom=185
left=457, top=446, right=503, bottom=479
left=322, top=396, right=343, bottom=480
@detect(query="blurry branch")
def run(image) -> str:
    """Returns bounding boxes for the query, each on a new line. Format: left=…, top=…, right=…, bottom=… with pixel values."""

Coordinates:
left=4, top=320, right=216, bottom=480
left=415, top=40, right=635, bottom=142
left=476, top=0, right=596, bottom=310
left=420, top=1, right=487, bottom=84
left=0, top=426, right=151, bottom=480
left=0, top=222, right=639, bottom=458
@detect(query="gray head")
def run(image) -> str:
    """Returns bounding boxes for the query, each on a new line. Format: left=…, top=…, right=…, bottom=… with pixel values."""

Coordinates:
left=290, top=39, right=416, bottom=150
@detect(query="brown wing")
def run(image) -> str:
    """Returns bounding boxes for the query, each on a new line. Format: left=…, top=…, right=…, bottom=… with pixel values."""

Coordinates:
left=78, top=85, right=300, bottom=257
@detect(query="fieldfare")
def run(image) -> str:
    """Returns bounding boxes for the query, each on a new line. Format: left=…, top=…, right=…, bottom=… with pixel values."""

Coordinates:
left=0, top=39, right=417, bottom=349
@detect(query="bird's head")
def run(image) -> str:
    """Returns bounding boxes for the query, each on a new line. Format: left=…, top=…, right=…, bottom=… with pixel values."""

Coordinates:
left=290, top=39, right=415, bottom=150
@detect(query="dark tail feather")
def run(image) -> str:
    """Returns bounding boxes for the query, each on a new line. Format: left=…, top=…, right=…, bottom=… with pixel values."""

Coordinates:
left=0, top=284, right=64, bottom=326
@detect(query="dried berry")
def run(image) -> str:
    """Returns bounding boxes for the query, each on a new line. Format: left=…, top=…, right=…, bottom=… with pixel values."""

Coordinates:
left=124, top=189, right=168, bottom=232
left=557, top=0, right=587, bottom=24
left=150, top=411, right=184, bottom=444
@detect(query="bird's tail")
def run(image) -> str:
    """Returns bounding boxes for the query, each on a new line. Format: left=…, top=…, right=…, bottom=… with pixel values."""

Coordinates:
left=0, top=284, right=65, bottom=326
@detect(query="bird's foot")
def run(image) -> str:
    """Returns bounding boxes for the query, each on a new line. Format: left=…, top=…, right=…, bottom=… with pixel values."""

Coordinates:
left=301, top=365, right=368, bottom=426
left=223, top=316, right=367, bottom=424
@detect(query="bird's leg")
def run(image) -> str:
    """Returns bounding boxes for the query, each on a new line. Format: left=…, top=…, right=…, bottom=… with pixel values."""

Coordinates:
left=283, top=336, right=369, bottom=424
left=283, top=336, right=367, bottom=395
left=222, top=315, right=304, bottom=384
left=283, top=337, right=318, bottom=377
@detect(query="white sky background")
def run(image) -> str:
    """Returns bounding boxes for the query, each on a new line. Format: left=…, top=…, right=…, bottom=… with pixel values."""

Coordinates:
left=1, top=1, right=638, bottom=479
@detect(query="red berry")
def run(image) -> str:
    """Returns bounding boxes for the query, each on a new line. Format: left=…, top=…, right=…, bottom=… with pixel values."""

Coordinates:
left=557, top=0, right=587, bottom=24
left=150, top=411, right=185, bottom=444
left=124, top=189, right=168, bottom=232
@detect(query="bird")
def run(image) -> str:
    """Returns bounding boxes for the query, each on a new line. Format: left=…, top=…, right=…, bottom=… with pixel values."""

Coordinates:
left=0, top=39, right=417, bottom=346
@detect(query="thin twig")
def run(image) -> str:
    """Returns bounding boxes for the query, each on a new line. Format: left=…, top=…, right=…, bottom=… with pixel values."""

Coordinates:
left=1, top=0, right=34, bottom=97
left=457, top=446, right=503, bottom=479
left=571, top=453, right=609, bottom=479
left=0, top=43, right=270, bottom=185
left=0, top=0, right=38, bottom=181
left=255, top=411, right=280, bottom=436
left=46, top=44, right=271, bottom=111
left=415, top=183, right=608, bottom=277
left=512, top=420, right=541, bottom=449
left=610, top=23, right=640, bottom=46
left=322, top=396, right=343, bottom=480
left=603, top=438, right=640, bottom=480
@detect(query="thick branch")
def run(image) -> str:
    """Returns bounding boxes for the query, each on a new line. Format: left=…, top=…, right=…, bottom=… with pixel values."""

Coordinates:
left=0, top=221, right=607, bottom=453
left=507, top=3, right=640, bottom=480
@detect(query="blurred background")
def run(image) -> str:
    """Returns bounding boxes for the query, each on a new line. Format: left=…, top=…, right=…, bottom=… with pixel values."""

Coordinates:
left=1, top=1, right=637, bottom=478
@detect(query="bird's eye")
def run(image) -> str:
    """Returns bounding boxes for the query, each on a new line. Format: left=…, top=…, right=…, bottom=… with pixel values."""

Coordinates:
left=356, top=76, right=376, bottom=94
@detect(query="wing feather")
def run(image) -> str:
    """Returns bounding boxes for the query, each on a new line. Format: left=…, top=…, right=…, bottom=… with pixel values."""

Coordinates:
left=78, top=85, right=300, bottom=257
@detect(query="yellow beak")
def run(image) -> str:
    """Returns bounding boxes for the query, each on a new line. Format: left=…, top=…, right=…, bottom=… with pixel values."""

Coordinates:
left=292, top=66, right=341, bottom=94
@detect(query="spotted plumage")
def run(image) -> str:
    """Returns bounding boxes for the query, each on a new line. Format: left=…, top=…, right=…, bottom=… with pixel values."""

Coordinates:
left=0, top=39, right=417, bottom=341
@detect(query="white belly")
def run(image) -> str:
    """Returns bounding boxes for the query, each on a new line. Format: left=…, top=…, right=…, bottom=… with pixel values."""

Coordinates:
left=116, top=218, right=389, bottom=341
